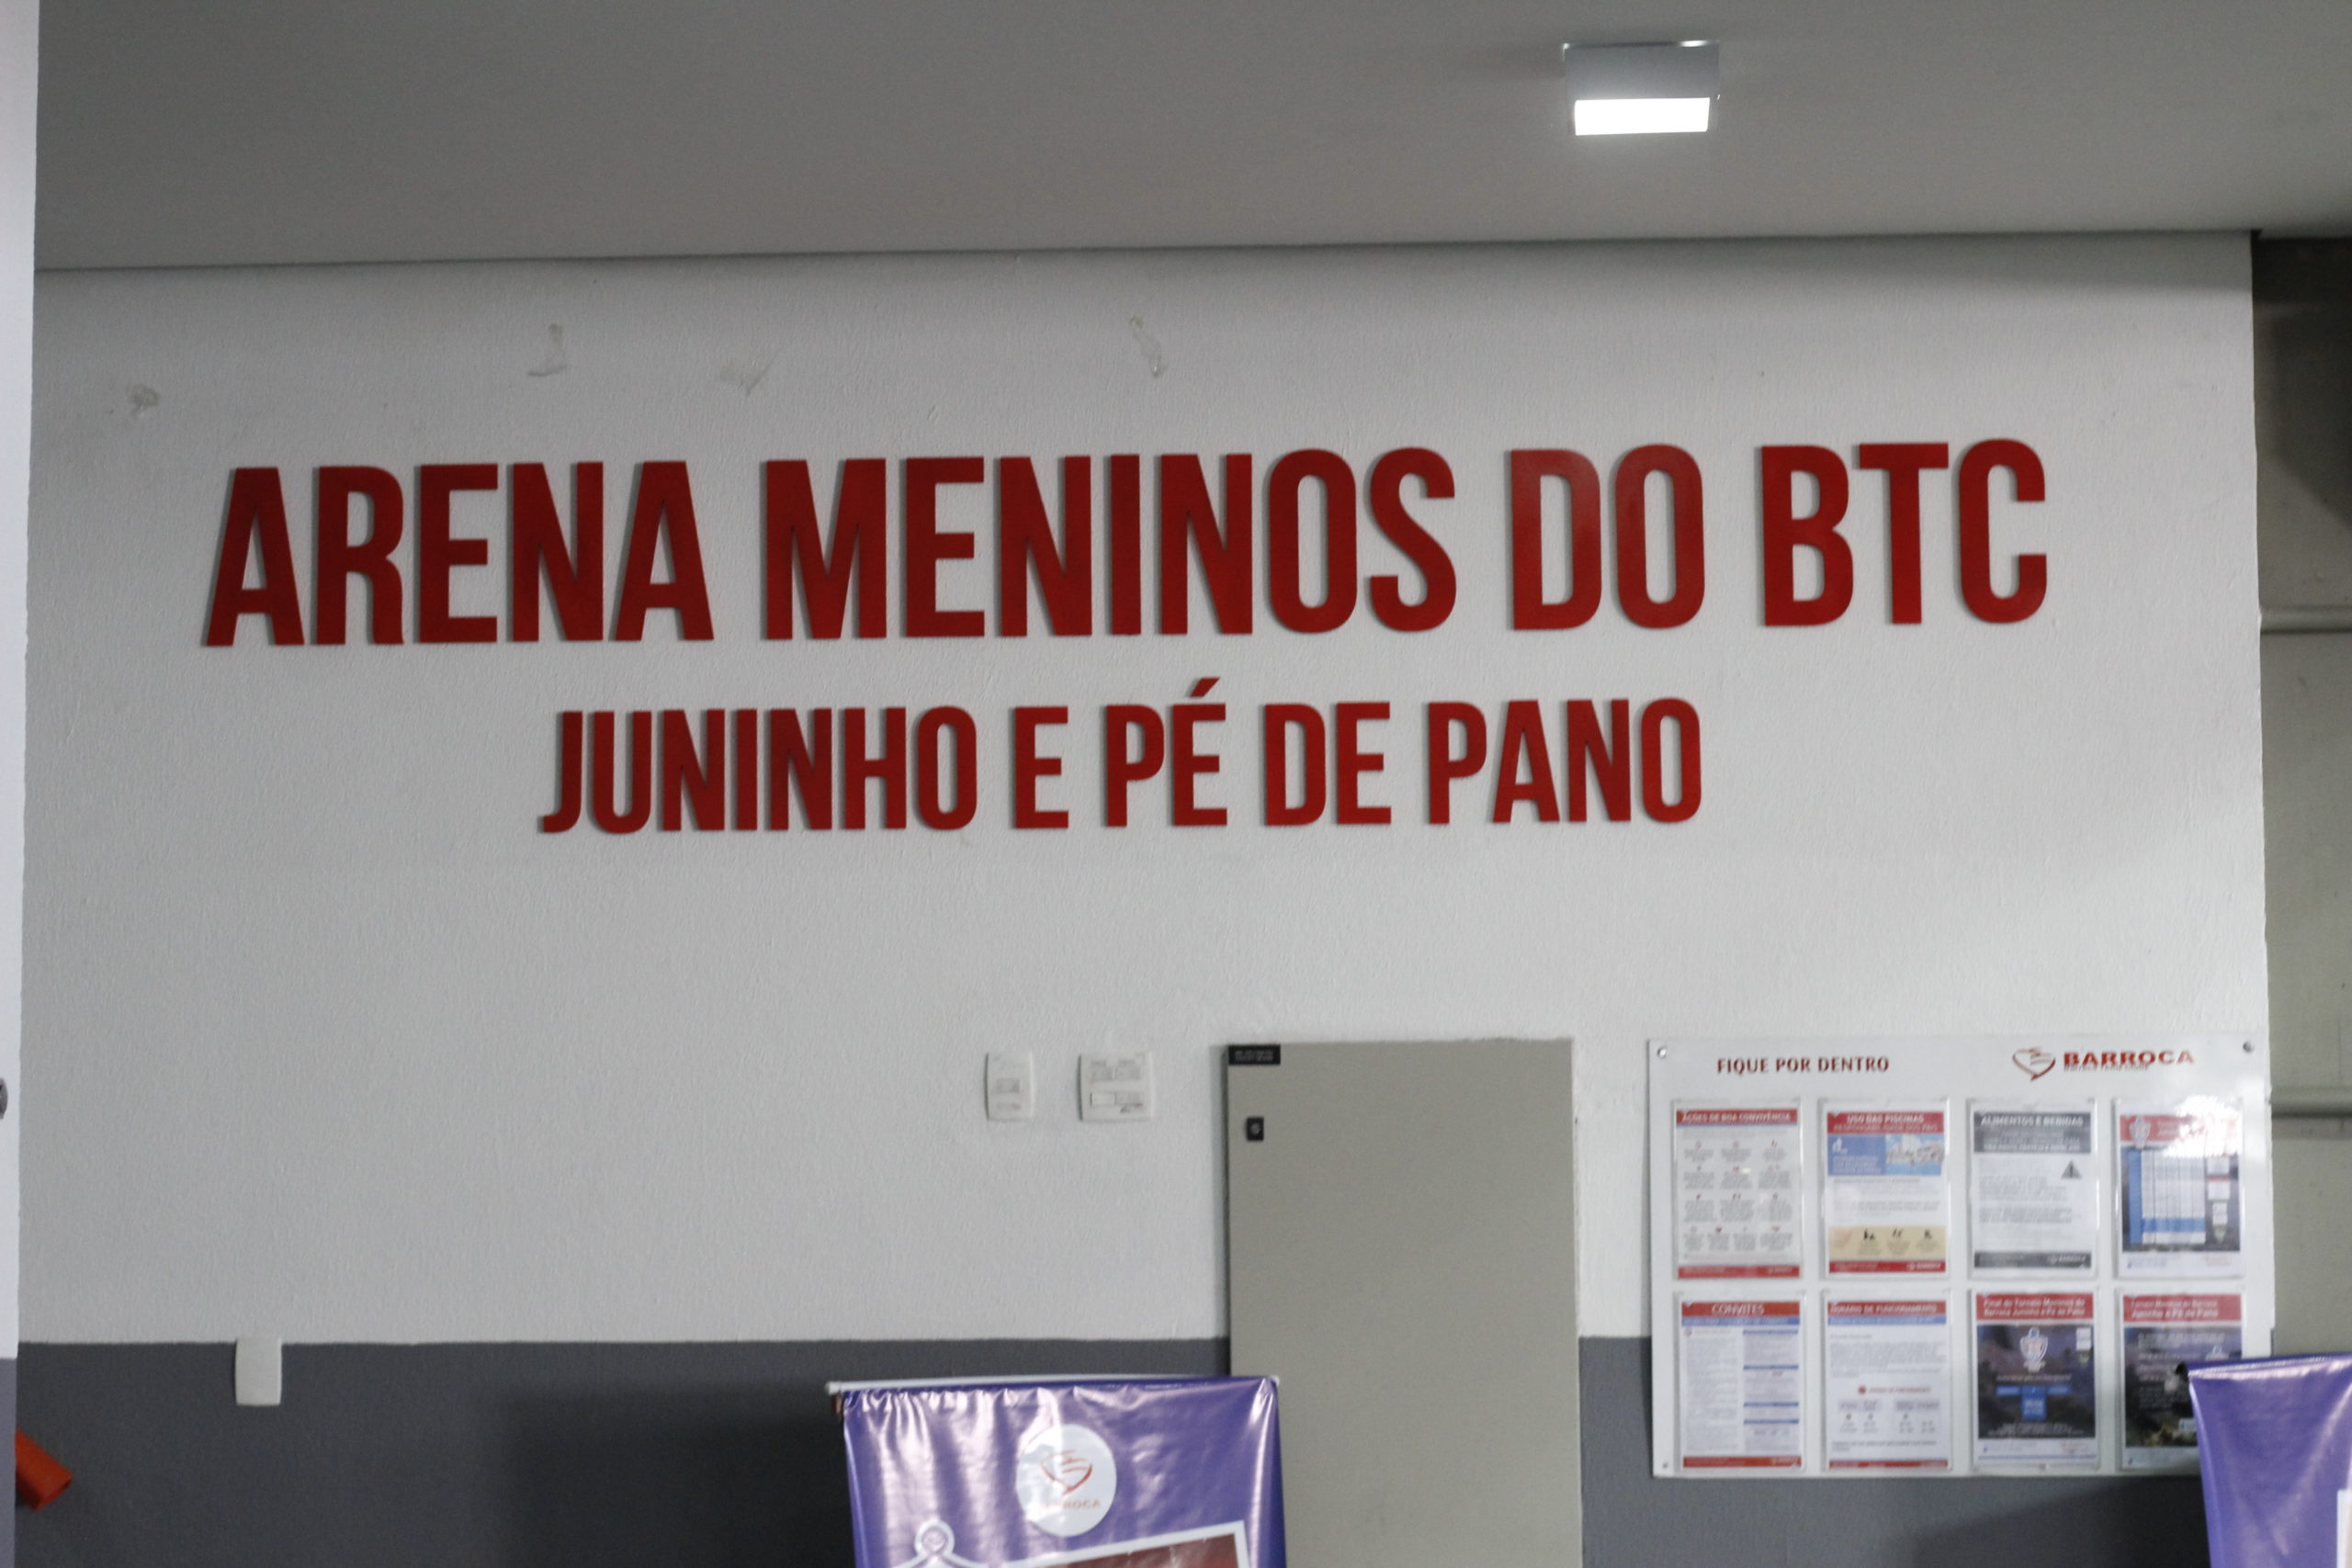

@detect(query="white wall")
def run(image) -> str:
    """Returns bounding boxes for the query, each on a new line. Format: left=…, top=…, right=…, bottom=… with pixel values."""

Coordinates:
left=25, top=234, right=2265, bottom=1345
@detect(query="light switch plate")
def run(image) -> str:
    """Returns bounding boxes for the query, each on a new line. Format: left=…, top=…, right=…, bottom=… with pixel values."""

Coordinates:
left=1080, top=1051, right=1156, bottom=1122
left=986, top=1052, right=1035, bottom=1121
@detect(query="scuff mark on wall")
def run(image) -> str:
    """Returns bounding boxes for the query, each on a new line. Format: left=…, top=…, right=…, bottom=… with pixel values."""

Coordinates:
left=718, top=358, right=770, bottom=397
left=527, top=325, right=567, bottom=378
left=1128, top=315, right=1166, bottom=378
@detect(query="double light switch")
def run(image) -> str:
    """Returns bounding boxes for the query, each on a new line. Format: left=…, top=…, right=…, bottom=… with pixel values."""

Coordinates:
left=985, top=1050, right=1157, bottom=1122
left=1080, top=1051, right=1156, bottom=1122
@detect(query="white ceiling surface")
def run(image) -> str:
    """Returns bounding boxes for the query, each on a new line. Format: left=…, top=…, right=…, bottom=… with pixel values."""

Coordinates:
left=33, top=0, right=2352, bottom=270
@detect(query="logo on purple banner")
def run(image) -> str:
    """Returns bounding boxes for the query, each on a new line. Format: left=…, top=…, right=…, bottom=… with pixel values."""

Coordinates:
left=842, top=1378, right=1285, bottom=1568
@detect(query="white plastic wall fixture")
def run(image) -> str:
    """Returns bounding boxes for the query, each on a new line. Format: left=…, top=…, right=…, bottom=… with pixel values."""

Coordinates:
left=235, top=1337, right=282, bottom=1406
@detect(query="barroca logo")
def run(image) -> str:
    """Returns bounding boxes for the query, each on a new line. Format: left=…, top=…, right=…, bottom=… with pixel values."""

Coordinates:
left=1015, top=1424, right=1117, bottom=1538
left=2010, top=1044, right=2198, bottom=1078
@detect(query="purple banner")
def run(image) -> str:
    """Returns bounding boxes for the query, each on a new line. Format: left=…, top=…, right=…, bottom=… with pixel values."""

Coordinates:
left=2190, top=1355, right=2352, bottom=1568
left=842, top=1378, right=1284, bottom=1568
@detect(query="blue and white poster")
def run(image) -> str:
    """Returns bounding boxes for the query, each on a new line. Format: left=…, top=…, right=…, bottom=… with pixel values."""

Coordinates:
left=1823, top=1104, right=1951, bottom=1275
left=2192, top=1356, right=2352, bottom=1568
left=2118, top=1100, right=2244, bottom=1278
left=842, top=1378, right=1284, bottom=1568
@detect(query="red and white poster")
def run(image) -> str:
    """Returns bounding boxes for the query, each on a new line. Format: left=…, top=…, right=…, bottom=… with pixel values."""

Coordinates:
left=1823, top=1105, right=1950, bottom=1275
left=1673, top=1106, right=1801, bottom=1279
left=1678, top=1299, right=1805, bottom=1471
left=1824, top=1298, right=1952, bottom=1471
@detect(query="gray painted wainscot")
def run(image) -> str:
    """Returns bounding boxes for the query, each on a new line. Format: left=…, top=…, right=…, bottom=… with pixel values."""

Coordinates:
left=16, top=1341, right=2211, bottom=1567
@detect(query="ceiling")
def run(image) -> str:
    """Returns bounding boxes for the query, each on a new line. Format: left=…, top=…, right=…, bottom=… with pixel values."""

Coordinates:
left=33, top=0, right=2352, bottom=271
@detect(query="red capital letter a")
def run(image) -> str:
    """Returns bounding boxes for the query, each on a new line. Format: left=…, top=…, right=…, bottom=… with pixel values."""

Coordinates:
left=205, top=468, right=306, bottom=646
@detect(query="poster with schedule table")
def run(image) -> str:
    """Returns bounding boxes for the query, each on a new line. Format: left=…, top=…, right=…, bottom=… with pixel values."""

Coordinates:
left=2118, top=1100, right=2243, bottom=1278
left=1672, top=1105, right=1801, bottom=1279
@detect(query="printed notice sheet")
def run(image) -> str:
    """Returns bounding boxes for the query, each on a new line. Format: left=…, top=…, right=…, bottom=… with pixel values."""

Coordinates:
left=1970, top=1107, right=2098, bottom=1274
left=1824, top=1105, right=1950, bottom=1274
left=1974, top=1292, right=2098, bottom=1468
left=2122, top=1292, right=2241, bottom=1470
left=2119, top=1100, right=2244, bottom=1278
left=1825, top=1298, right=1952, bottom=1471
left=1679, top=1299, right=1805, bottom=1470
left=1673, top=1105, right=1802, bottom=1279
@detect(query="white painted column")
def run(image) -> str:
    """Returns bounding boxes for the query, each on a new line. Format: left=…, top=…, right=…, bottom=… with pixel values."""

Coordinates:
left=0, top=2, right=34, bottom=1561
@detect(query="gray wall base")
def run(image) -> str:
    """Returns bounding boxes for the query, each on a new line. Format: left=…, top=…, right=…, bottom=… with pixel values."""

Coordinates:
left=20, top=1340, right=2214, bottom=1566
left=17, top=1340, right=1219, bottom=1568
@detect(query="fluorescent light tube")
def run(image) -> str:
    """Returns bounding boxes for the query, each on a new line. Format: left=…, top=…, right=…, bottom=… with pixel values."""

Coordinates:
left=1573, top=97, right=1712, bottom=136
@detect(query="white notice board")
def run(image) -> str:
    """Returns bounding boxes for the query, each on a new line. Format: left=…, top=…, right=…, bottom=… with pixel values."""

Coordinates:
left=1647, top=1037, right=2270, bottom=1479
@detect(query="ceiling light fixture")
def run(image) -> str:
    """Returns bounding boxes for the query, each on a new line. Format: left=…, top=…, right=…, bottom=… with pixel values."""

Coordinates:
left=1563, top=41, right=1719, bottom=136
